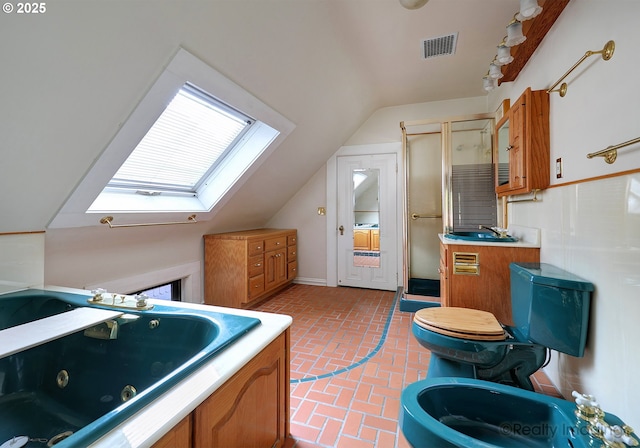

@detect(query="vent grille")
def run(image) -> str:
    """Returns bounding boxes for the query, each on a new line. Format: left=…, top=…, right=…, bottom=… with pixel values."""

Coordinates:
left=421, top=33, right=458, bottom=59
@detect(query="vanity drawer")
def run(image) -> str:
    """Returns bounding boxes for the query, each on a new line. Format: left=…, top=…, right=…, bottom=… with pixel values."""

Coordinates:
left=287, top=245, right=297, bottom=261
left=287, top=235, right=297, bottom=246
left=265, top=236, right=286, bottom=252
left=288, top=261, right=297, bottom=279
left=248, top=255, right=264, bottom=277
left=248, top=239, right=264, bottom=257
left=247, top=274, right=265, bottom=301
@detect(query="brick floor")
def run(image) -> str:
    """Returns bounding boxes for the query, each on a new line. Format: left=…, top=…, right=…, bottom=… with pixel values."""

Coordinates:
left=254, top=284, right=561, bottom=447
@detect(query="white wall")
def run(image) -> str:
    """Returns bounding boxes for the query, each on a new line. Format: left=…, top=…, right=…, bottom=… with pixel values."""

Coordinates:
left=267, top=167, right=328, bottom=286
left=491, top=0, right=640, bottom=428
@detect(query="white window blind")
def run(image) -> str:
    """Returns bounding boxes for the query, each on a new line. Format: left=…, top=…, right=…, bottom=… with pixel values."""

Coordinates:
left=108, top=84, right=253, bottom=193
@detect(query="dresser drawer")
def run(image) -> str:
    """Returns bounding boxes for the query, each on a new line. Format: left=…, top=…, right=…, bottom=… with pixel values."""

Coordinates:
left=265, top=236, right=286, bottom=252
left=287, top=234, right=297, bottom=246
left=248, top=255, right=264, bottom=277
left=247, top=274, right=265, bottom=301
left=287, top=245, right=297, bottom=261
left=248, top=239, right=264, bottom=257
left=287, top=261, right=297, bottom=279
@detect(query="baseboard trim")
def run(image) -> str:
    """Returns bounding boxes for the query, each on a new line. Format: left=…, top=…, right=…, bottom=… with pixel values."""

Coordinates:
left=293, top=277, right=327, bottom=287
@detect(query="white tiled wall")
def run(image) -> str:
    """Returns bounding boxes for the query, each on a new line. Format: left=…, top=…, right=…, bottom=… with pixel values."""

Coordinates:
left=510, top=172, right=640, bottom=428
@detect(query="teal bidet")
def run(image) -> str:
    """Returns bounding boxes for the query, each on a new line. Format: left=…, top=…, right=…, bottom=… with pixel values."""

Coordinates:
left=400, top=377, right=638, bottom=448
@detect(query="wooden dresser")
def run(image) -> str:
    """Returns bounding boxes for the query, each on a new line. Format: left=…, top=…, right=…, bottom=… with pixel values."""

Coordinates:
left=204, top=229, right=297, bottom=308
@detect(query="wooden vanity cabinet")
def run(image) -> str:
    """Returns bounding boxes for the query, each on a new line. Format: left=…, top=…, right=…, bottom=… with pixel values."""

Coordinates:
left=353, top=228, right=380, bottom=251
left=353, top=229, right=371, bottom=250
left=439, top=243, right=540, bottom=325
left=204, top=229, right=297, bottom=308
left=194, top=331, right=289, bottom=448
left=152, top=330, right=290, bottom=448
left=495, top=88, right=550, bottom=198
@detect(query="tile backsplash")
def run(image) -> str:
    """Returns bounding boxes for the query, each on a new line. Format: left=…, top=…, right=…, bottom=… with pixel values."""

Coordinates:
left=0, top=232, right=45, bottom=294
left=510, top=172, right=640, bottom=429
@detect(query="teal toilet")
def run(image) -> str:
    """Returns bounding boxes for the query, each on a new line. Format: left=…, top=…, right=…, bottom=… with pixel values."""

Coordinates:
left=411, top=262, right=594, bottom=390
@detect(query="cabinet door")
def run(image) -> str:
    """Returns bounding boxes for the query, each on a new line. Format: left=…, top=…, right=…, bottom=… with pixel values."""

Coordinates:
left=265, top=249, right=287, bottom=290
left=193, top=332, right=289, bottom=448
left=370, top=230, right=380, bottom=251
left=495, top=88, right=549, bottom=197
left=152, top=415, right=191, bottom=448
left=439, top=243, right=449, bottom=306
left=353, top=229, right=370, bottom=250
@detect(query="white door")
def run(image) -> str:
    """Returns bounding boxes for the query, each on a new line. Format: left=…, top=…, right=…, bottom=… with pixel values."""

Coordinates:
left=337, top=154, right=397, bottom=290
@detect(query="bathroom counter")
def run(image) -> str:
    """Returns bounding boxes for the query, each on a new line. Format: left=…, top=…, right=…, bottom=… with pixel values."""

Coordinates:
left=439, top=225, right=541, bottom=248
left=39, top=285, right=292, bottom=448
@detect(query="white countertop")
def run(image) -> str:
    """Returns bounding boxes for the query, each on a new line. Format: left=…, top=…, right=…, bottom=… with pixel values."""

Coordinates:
left=33, top=285, right=292, bottom=448
left=439, top=225, right=541, bottom=248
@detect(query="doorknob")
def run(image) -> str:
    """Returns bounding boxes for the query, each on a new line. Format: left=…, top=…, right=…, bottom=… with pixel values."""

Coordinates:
left=339, top=225, right=344, bottom=235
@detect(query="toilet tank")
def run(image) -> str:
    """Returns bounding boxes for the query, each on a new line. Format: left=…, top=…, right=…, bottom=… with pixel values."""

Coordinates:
left=510, top=262, right=594, bottom=357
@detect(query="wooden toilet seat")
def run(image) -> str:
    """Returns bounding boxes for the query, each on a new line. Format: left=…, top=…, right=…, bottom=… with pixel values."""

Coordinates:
left=414, top=307, right=506, bottom=341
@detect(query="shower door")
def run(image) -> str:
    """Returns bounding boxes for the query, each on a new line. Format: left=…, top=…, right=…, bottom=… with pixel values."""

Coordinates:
left=402, top=114, right=496, bottom=300
left=404, top=123, right=443, bottom=298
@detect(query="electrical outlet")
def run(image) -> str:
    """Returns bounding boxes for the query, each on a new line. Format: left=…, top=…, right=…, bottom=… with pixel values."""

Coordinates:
left=556, top=158, right=563, bottom=179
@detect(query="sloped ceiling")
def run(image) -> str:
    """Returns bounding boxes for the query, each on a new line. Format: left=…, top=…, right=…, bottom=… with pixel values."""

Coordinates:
left=0, top=0, right=554, bottom=233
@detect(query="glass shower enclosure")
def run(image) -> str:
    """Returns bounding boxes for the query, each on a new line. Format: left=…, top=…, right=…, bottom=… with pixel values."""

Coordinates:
left=401, top=114, right=496, bottom=302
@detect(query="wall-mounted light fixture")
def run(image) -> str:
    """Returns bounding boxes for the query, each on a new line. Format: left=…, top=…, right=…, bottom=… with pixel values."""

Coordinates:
left=399, top=0, right=428, bottom=10
left=505, top=18, right=527, bottom=47
left=496, top=39, right=514, bottom=66
left=483, top=73, right=496, bottom=92
left=489, top=62, right=504, bottom=80
left=481, top=1, right=542, bottom=92
left=516, top=0, right=542, bottom=21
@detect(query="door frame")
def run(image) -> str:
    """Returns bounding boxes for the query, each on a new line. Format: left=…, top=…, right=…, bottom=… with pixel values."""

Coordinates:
left=326, top=142, right=403, bottom=289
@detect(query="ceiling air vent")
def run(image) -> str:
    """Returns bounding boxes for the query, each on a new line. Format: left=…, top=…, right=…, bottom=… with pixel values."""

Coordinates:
left=421, top=32, right=458, bottom=59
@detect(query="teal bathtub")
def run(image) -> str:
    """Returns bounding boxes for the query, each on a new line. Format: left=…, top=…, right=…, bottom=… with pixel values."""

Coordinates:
left=0, top=289, right=261, bottom=448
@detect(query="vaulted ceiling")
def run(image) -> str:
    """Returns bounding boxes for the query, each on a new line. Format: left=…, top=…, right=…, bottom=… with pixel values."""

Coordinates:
left=0, top=0, right=565, bottom=233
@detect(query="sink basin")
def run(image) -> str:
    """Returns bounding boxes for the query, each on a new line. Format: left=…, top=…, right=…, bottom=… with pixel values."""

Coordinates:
left=400, top=377, right=635, bottom=448
left=444, top=231, right=517, bottom=243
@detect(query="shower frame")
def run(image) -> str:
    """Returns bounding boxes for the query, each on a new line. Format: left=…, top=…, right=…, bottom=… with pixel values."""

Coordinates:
left=400, top=113, right=496, bottom=302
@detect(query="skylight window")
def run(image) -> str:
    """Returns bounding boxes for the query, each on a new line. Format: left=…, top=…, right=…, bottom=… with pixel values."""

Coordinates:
left=108, top=84, right=253, bottom=195
left=49, top=48, right=295, bottom=228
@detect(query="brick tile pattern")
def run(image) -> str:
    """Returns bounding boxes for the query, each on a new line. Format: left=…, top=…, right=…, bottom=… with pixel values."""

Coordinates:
left=254, top=284, right=560, bottom=447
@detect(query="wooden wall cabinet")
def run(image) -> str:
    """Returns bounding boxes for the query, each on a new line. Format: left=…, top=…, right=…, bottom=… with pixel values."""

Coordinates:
left=439, top=242, right=540, bottom=325
left=495, top=88, right=550, bottom=198
left=204, top=229, right=297, bottom=308
left=152, top=331, right=290, bottom=448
